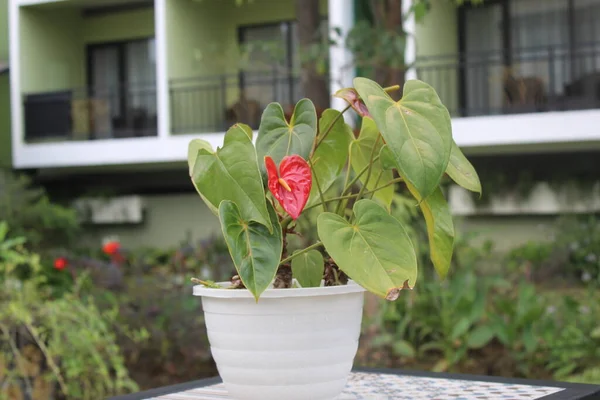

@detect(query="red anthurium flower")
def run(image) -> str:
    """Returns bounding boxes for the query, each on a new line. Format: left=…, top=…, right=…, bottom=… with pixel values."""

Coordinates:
left=265, top=155, right=312, bottom=220
left=103, top=241, right=121, bottom=255
left=54, top=257, right=68, bottom=271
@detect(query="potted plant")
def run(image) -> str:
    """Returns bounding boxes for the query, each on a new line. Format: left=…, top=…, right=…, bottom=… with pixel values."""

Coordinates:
left=188, top=77, right=481, bottom=400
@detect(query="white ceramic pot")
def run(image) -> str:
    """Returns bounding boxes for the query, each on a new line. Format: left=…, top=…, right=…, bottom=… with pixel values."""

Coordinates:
left=193, top=281, right=365, bottom=400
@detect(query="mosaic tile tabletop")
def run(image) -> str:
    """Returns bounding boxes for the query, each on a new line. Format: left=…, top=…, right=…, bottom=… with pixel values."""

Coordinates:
left=149, top=372, right=565, bottom=400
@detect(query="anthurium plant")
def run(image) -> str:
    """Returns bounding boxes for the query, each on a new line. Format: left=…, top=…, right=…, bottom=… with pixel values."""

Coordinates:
left=188, top=77, right=481, bottom=301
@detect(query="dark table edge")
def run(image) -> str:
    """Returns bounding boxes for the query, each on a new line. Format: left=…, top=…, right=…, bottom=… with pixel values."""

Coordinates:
left=107, top=367, right=600, bottom=400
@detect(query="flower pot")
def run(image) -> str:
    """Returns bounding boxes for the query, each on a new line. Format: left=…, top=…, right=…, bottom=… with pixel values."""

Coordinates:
left=193, top=281, right=365, bottom=400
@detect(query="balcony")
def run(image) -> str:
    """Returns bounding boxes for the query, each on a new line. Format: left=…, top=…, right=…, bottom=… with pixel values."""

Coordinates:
left=417, top=42, right=600, bottom=118
left=23, top=84, right=158, bottom=142
left=170, top=70, right=302, bottom=135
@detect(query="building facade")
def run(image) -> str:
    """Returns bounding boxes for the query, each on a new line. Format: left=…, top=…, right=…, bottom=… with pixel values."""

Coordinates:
left=4, top=0, right=600, bottom=249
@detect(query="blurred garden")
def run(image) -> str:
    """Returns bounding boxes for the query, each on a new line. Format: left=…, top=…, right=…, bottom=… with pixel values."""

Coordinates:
left=1, top=168, right=600, bottom=399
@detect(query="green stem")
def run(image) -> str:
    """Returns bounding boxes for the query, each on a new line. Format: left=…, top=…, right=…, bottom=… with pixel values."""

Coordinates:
left=309, top=158, right=327, bottom=213
left=341, top=155, right=381, bottom=196
left=365, top=177, right=403, bottom=194
left=368, top=171, right=384, bottom=201
left=281, top=216, right=292, bottom=231
left=383, top=84, right=401, bottom=93
left=354, top=135, right=381, bottom=205
left=279, top=241, right=323, bottom=265
left=313, top=104, right=351, bottom=154
left=303, top=177, right=404, bottom=213
left=335, top=149, right=354, bottom=216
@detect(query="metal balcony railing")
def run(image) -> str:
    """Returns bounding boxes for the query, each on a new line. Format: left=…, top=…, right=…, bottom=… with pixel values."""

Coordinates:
left=415, top=42, right=600, bottom=117
left=23, top=83, right=158, bottom=142
left=169, top=70, right=302, bottom=134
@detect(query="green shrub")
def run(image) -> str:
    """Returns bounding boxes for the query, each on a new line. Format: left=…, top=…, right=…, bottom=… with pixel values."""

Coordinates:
left=554, top=216, right=600, bottom=283
left=361, top=234, right=600, bottom=382
left=0, top=170, right=79, bottom=250
left=0, top=221, right=144, bottom=400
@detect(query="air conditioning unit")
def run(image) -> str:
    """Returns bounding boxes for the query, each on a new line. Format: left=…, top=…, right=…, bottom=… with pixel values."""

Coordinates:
left=74, top=195, right=145, bottom=225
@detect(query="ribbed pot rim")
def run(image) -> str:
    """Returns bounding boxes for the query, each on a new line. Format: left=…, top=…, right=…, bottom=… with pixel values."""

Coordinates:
left=193, top=280, right=365, bottom=299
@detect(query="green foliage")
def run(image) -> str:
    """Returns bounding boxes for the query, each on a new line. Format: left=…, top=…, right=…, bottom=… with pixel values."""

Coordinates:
left=354, top=78, right=454, bottom=201
left=505, top=241, right=554, bottom=278
left=291, top=250, right=323, bottom=288
left=218, top=201, right=282, bottom=299
left=362, top=234, right=600, bottom=383
left=0, top=170, right=79, bottom=250
left=407, top=186, right=454, bottom=279
left=189, top=128, right=272, bottom=231
left=554, top=216, right=600, bottom=283
left=189, top=77, right=478, bottom=300
left=503, top=215, right=600, bottom=284
left=256, top=99, right=318, bottom=172
left=0, top=222, right=141, bottom=399
left=446, top=141, right=482, bottom=195
left=317, top=200, right=418, bottom=300
left=308, top=109, right=353, bottom=206
left=350, top=117, right=394, bottom=210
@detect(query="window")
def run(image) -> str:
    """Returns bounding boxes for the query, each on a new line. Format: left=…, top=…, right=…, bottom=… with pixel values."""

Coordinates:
left=460, top=0, right=600, bottom=115
left=87, top=38, right=157, bottom=138
left=238, top=21, right=300, bottom=109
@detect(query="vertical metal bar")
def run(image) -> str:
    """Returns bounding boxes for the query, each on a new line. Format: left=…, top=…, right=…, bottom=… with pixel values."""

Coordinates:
left=548, top=46, right=555, bottom=104
left=272, top=65, right=278, bottom=103
left=221, top=75, right=227, bottom=131
left=568, top=0, right=576, bottom=79
left=286, top=21, right=294, bottom=106
left=457, top=5, right=467, bottom=117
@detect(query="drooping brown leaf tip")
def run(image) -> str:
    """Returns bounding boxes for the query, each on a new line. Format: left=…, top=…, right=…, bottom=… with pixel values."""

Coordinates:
left=385, top=280, right=413, bottom=301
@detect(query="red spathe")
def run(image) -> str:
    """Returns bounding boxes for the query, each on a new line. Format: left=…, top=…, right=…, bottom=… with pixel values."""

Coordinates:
left=265, top=155, right=312, bottom=220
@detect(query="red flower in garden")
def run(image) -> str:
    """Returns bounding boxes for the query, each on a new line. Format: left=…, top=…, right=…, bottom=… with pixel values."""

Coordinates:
left=103, top=241, right=121, bottom=255
left=265, top=155, right=312, bottom=220
left=53, top=257, right=68, bottom=271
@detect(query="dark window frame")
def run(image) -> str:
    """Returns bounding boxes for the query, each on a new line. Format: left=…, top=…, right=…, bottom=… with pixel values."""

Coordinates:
left=86, top=36, right=156, bottom=138
left=236, top=17, right=329, bottom=106
left=456, top=0, right=588, bottom=115
left=237, top=20, right=298, bottom=107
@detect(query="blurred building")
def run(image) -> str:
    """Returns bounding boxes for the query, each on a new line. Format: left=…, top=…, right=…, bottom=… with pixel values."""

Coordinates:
left=1, top=0, right=600, bottom=249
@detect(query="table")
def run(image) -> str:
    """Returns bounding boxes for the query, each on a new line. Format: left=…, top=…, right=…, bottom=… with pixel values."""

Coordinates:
left=110, top=368, right=600, bottom=400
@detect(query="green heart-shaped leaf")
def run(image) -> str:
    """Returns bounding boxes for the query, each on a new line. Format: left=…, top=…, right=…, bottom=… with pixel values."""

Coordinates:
left=406, top=182, right=454, bottom=279
left=308, top=109, right=353, bottom=205
left=354, top=78, right=452, bottom=201
left=291, top=250, right=323, bottom=288
left=188, top=139, right=213, bottom=176
left=317, top=199, right=417, bottom=300
left=256, top=99, right=317, bottom=176
left=350, top=117, right=394, bottom=210
left=190, top=127, right=272, bottom=231
left=219, top=200, right=283, bottom=300
left=446, top=141, right=482, bottom=195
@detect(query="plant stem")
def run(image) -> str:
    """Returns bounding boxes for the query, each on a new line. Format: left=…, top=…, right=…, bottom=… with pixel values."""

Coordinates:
left=383, top=84, right=401, bottom=94
left=335, top=148, right=354, bottom=216
left=303, top=177, right=404, bottom=213
left=368, top=171, right=384, bottom=201
left=354, top=135, right=381, bottom=205
left=341, top=155, right=381, bottom=196
left=313, top=104, right=351, bottom=153
left=279, top=241, right=323, bottom=265
left=281, top=216, right=292, bottom=230
left=309, top=158, right=327, bottom=213
left=365, top=177, right=404, bottom=194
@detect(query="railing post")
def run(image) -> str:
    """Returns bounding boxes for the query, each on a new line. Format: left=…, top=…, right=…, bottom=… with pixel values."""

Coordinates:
left=272, top=65, right=278, bottom=103
left=221, top=75, right=227, bottom=131
left=548, top=46, right=555, bottom=106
